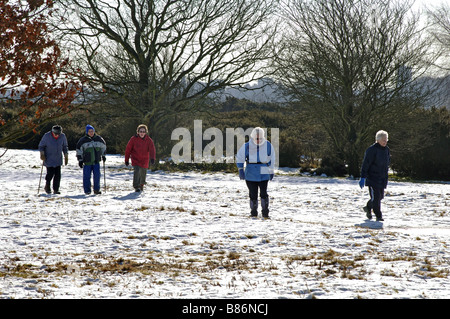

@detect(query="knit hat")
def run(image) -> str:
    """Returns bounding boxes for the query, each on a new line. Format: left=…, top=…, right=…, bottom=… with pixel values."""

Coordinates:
left=86, top=124, right=95, bottom=134
left=52, top=125, right=62, bottom=135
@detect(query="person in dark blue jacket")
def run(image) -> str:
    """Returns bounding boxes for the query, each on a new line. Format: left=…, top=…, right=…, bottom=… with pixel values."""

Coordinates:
left=236, top=127, right=275, bottom=218
left=38, top=125, right=69, bottom=194
left=359, top=130, right=391, bottom=221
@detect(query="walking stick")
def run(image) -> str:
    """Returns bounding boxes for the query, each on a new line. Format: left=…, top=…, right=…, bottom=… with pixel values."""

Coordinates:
left=38, top=160, right=44, bottom=194
left=103, top=159, right=106, bottom=193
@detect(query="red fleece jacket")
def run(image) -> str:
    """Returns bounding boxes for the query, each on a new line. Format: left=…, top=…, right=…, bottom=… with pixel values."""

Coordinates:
left=125, top=135, right=156, bottom=168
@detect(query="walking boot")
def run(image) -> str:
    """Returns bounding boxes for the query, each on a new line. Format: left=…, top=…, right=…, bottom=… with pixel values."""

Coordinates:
left=363, top=199, right=372, bottom=220
left=261, top=197, right=269, bottom=219
left=44, top=181, right=51, bottom=194
left=363, top=206, right=372, bottom=220
left=250, top=199, right=258, bottom=217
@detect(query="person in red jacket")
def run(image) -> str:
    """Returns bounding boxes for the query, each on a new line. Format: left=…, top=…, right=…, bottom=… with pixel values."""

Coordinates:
left=125, top=124, right=156, bottom=192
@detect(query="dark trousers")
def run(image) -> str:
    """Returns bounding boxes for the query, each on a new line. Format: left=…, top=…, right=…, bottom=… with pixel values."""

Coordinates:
left=367, top=186, right=384, bottom=218
left=45, top=166, right=61, bottom=191
left=246, top=180, right=268, bottom=200
left=246, top=180, right=269, bottom=217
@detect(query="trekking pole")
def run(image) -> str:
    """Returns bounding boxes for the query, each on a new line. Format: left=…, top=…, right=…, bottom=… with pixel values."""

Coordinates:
left=38, top=160, right=44, bottom=194
left=103, top=159, right=106, bottom=193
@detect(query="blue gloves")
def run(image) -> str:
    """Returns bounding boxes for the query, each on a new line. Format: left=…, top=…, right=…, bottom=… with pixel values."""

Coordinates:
left=359, top=178, right=366, bottom=189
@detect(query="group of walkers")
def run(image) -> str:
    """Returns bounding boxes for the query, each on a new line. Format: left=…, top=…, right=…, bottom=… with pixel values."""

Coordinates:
left=38, top=124, right=390, bottom=221
left=38, top=124, right=155, bottom=195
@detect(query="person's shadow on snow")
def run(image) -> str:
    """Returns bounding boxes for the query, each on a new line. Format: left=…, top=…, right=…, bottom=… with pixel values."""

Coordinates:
left=355, top=220, right=383, bottom=229
left=112, top=192, right=142, bottom=201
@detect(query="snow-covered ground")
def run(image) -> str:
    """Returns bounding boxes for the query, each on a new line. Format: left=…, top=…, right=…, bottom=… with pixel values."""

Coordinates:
left=0, top=149, right=449, bottom=299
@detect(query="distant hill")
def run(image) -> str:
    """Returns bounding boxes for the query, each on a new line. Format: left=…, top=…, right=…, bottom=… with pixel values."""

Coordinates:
left=223, top=76, right=450, bottom=108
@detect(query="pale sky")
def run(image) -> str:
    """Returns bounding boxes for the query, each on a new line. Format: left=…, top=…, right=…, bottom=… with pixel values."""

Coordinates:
left=413, top=0, right=448, bottom=11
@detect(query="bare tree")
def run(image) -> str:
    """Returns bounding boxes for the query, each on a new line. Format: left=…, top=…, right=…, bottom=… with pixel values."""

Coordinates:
left=426, top=2, right=450, bottom=71
left=52, top=0, right=278, bottom=139
left=272, top=0, right=436, bottom=176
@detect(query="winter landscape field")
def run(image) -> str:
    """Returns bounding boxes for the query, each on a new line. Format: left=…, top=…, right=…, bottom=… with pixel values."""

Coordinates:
left=0, top=149, right=449, bottom=300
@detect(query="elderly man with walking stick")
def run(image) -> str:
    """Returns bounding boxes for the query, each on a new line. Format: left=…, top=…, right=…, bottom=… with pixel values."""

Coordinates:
left=38, top=125, right=69, bottom=194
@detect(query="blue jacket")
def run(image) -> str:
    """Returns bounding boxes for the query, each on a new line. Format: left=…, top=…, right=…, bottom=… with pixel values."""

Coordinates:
left=236, top=140, right=275, bottom=182
left=361, top=142, right=391, bottom=189
left=38, top=131, right=68, bottom=167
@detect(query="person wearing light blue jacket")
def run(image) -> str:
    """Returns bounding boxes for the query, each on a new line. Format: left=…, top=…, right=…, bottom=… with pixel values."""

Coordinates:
left=236, top=127, right=275, bottom=218
left=38, top=125, right=68, bottom=194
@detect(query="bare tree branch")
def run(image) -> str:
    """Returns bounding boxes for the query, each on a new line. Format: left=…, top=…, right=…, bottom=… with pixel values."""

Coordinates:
left=426, top=2, right=450, bottom=71
left=52, top=0, right=279, bottom=133
left=272, top=0, right=437, bottom=176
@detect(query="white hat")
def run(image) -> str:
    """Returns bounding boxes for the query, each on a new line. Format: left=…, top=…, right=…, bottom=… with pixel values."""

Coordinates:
left=251, top=127, right=266, bottom=145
